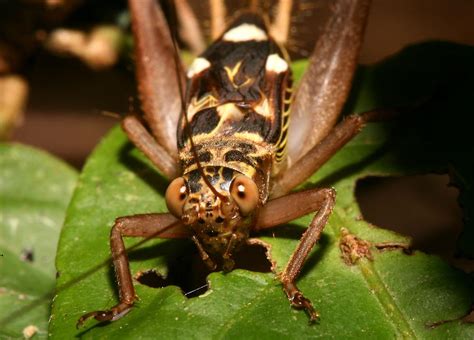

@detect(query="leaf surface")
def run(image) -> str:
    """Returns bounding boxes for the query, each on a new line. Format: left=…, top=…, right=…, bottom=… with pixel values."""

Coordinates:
left=0, top=144, right=77, bottom=338
left=51, top=42, right=474, bottom=339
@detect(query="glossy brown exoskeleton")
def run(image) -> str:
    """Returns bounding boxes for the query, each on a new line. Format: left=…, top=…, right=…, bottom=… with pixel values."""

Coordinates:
left=78, top=0, right=385, bottom=326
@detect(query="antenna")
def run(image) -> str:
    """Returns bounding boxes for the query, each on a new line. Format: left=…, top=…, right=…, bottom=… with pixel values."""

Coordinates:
left=167, top=3, right=228, bottom=202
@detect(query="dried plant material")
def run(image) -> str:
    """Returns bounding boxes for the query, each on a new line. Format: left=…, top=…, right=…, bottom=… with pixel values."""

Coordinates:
left=46, top=25, right=122, bottom=70
left=22, top=325, right=38, bottom=339
left=339, top=227, right=373, bottom=265
left=0, top=75, right=28, bottom=139
left=0, top=41, right=25, bottom=74
left=463, top=308, right=474, bottom=324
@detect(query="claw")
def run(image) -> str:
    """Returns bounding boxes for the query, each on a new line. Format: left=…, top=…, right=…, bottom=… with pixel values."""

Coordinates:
left=76, top=303, right=133, bottom=328
left=291, top=292, right=320, bottom=324
left=76, top=311, right=104, bottom=328
left=283, top=282, right=320, bottom=324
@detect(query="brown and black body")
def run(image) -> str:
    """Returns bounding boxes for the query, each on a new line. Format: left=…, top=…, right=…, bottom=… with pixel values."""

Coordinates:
left=78, top=0, right=379, bottom=327
left=177, top=13, right=292, bottom=267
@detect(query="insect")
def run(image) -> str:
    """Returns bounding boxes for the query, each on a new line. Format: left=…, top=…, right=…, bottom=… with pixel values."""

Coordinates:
left=78, top=0, right=380, bottom=326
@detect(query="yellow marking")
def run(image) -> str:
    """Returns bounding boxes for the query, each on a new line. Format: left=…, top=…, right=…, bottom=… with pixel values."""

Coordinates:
left=216, top=103, right=243, bottom=120
left=272, top=77, right=293, bottom=164
left=224, top=61, right=252, bottom=89
left=208, top=103, right=245, bottom=136
left=187, top=94, right=218, bottom=120
left=254, top=98, right=272, bottom=118
left=181, top=134, right=210, bottom=145
left=234, top=132, right=264, bottom=143
left=182, top=156, right=257, bottom=180
left=274, top=107, right=290, bottom=163
left=224, top=61, right=241, bottom=83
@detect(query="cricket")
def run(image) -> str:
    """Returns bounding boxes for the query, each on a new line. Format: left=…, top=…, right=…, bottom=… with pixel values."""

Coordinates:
left=78, top=0, right=384, bottom=326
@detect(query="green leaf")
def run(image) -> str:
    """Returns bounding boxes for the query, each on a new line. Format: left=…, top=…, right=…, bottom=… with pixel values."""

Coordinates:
left=0, top=144, right=78, bottom=338
left=51, top=42, right=474, bottom=338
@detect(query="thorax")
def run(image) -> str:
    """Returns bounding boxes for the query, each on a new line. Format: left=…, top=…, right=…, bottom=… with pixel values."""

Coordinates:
left=177, top=13, right=292, bottom=202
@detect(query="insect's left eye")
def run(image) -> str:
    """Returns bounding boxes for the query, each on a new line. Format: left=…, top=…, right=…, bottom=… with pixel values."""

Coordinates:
left=230, top=175, right=259, bottom=216
left=165, top=177, right=188, bottom=218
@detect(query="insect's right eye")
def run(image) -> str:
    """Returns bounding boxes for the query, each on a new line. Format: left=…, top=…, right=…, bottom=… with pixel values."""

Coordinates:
left=165, top=177, right=188, bottom=218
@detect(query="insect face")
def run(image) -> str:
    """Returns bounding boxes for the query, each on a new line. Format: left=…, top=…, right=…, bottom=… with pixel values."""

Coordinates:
left=165, top=166, right=259, bottom=270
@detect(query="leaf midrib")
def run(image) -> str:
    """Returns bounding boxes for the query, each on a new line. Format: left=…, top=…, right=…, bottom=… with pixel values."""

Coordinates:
left=330, top=206, right=417, bottom=338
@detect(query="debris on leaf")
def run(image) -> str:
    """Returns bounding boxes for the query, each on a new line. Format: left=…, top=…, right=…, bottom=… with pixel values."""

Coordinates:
left=22, top=325, right=38, bottom=339
left=20, top=248, right=34, bottom=262
left=339, top=228, right=373, bottom=265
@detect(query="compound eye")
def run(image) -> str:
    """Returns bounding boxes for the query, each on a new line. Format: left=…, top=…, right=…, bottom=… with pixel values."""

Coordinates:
left=165, top=177, right=187, bottom=218
left=230, top=175, right=259, bottom=216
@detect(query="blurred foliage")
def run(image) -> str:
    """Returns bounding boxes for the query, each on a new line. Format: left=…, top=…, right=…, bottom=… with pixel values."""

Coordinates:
left=0, top=144, right=77, bottom=338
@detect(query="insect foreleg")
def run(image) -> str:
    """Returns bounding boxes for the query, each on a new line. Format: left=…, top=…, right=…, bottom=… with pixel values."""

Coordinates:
left=255, top=188, right=336, bottom=322
left=77, top=213, right=188, bottom=327
left=271, top=109, right=396, bottom=197
left=122, top=115, right=180, bottom=180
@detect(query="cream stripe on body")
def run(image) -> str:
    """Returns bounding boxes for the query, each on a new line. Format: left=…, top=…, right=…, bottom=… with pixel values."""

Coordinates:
left=223, top=24, right=268, bottom=42
left=187, top=57, right=211, bottom=78
left=265, top=54, right=288, bottom=73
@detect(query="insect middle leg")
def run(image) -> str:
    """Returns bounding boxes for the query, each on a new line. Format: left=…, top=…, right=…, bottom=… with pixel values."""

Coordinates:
left=121, top=115, right=179, bottom=180
left=271, top=108, right=396, bottom=197
left=77, top=213, right=188, bottom=327
left=260, top=108, right=395, bottom=320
